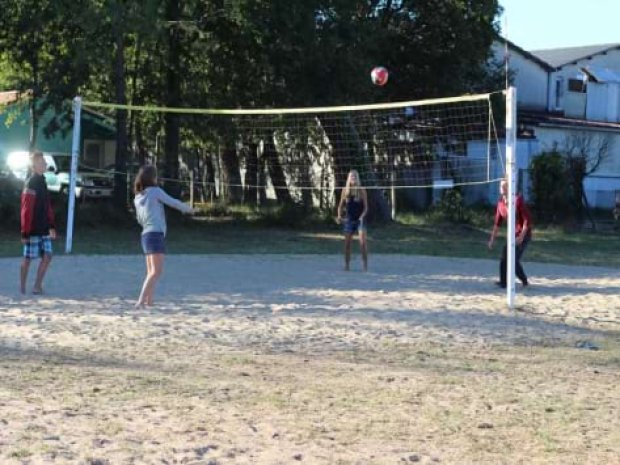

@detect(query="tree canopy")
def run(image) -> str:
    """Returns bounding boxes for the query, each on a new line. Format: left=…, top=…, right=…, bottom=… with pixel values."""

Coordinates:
left=1, top=0, right=503, bottom=211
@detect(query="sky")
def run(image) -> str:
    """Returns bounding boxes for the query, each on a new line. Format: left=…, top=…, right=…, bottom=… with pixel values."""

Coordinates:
left=499, top=0, right=620, bottom=51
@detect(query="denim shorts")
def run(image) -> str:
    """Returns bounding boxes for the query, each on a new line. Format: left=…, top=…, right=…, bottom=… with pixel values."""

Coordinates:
left=23, top=235, right=53, bottom=259
left=141, top=232, right=166, bottom=254
left=343, top=219, right=367, bottom=235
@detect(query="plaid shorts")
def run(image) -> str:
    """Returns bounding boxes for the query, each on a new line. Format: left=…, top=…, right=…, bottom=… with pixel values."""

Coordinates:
left=23, top=235, right=53, bottom=259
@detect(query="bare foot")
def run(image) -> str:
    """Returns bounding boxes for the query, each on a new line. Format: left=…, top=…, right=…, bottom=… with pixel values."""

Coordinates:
left=134, top=301, right=146, bottom=309
left=32, top=288, right=43, bottom=295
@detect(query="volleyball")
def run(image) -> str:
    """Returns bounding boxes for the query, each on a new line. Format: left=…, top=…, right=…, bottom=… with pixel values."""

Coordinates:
left=371, top=66, right=389, bottom=86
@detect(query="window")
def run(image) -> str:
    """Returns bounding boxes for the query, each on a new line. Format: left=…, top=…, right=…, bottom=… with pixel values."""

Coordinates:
left=84, top=141, right=103, bottom=168
left=568, top=78, right=587, bottom=93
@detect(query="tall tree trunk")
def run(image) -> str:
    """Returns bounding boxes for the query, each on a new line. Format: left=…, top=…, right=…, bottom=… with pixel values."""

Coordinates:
left=113, top=22, right=128, bottom=207
left=258, top=147, right=267, bottom=206
left=244, top=142, right=259, bottom=205
left=263, top=133, right=292, bottom=204
left=28, top=55, right=39, bottom=150
left=219, top=141, right=242, bottom=204
left=300, top=149, right=313, bottom=209
left=164, top=0, right=181, bottom=195
left=127, top=37, right=142, bottom=159
left=201, top=152, right=216, bottom=202
left=29, top=96, right=38, bottom=151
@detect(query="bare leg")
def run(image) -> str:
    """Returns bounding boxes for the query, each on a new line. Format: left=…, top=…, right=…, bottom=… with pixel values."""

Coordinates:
left=359, top=230, right=368, bottom=271
left=20, top=258, right=31, bottom=294
left=343, top=234, right=353, bottom=271
left=33, top=254, right=52, bottom=294
left=137, top=253, right=164, bottom=307
left=145, top=255, right=154, bottom=305
left=136, top=255, right=150, bottom=307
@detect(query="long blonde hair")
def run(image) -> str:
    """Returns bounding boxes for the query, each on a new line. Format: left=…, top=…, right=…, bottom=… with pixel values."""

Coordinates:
left=344, top=170, right=362, bottom=199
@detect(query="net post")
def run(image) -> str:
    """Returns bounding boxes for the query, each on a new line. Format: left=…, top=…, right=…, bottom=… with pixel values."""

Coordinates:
left=505, top=87, right=517, bottom=309
left=65, top=96, right=82, bottom=254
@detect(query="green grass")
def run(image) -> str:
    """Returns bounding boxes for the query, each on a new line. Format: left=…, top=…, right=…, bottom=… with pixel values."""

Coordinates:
left=1, top=214, right=618, bottom=268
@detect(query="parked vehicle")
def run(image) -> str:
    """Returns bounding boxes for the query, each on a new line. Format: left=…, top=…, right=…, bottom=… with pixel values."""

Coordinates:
left=6, top=150, right=57, bottom=183
left=5, top=151, right=113, bottom=200
left=49, top=154, right=114, bottom=200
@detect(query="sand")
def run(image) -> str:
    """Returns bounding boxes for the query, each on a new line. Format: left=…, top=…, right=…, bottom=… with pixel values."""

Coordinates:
left=0, top=254, right=618, bottom=465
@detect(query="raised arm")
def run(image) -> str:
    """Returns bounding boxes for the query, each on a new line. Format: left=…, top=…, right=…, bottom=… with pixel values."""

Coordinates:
left=154, top=187, right=193, bottom=214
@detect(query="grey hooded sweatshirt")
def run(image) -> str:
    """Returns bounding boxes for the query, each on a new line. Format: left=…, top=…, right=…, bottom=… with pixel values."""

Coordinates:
left=134, top=186, right=192, bottom=236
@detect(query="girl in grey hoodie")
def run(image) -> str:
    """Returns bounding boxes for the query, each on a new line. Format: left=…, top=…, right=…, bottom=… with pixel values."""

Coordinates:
left=133, top=165, right=194, bottom=307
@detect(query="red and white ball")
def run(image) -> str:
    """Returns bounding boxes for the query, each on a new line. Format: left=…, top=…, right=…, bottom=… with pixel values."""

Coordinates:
left=371, top=66, right=389, bottom=86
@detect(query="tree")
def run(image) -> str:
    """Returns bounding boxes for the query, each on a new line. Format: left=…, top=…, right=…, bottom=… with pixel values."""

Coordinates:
left=0, top=0, right=94, bottom=148
left=530, top=133, right=610, bottom=227
left=562, top=132, right=611, bottom=226
left=1, top=0, right=505, bottom=219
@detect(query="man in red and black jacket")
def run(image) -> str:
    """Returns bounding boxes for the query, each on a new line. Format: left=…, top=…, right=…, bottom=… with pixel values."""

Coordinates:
left=20, top=151, right=57, bottom=294
left=488, top=179, right=532, bottom=288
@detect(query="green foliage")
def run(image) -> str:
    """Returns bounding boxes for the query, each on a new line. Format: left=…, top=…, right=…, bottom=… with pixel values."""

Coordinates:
left=255, top=203, right=328, bottom=228
left=530, top=149, right=581, bottom=223
left=0, top=176, right=21, bottom=224
left=429, top=188, right=471, bottom=224
left=0, top=0, right=504, bottom=218
left=73, top=201, right=135, bottom=229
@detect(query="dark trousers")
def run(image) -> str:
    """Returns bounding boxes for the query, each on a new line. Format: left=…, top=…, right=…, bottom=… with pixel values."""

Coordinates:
left=500, top=234, right=531, bottom=286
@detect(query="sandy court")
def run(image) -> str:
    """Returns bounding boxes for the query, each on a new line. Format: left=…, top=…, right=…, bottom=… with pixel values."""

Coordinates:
left=0, top=254, right=619, bottom=464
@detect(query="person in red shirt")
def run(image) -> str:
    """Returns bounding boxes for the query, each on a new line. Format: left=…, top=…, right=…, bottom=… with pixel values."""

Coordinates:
left=488, top=179, right=532, bottom=288
left=20, top=151, right=56, bottom=294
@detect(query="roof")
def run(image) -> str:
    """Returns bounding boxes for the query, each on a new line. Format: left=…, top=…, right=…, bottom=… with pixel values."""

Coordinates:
left=520, top=110, right=620, bottom=132
left=531, top=44, right=620, bottom=68
left=0, top=89, right=116, bottom=137
left=581, top=66, right=620, bottom=84
left=0, top=90, right=31, bottom=105
left=496, top=37, right=554, bottom=71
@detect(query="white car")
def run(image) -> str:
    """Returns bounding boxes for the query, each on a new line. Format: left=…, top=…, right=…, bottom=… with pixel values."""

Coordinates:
left=49, top=154, right=113, bottom=199
left=6, top=151, right=113, bottom=199
left=6, top=151, right=57, bottom=185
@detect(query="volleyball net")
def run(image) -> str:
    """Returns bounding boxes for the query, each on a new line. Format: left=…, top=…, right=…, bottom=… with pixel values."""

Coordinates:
left=75, top=92, right=505, bottom=207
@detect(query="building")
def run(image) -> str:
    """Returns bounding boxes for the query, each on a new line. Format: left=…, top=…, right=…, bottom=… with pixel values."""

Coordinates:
left=0, top=91, right=116, bottom=175
left=493, top=40, right=620, bottom=209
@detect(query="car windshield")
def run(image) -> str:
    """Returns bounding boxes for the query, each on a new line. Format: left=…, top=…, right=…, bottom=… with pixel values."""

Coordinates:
left=52, top=156, right=98, bottom=173
left=53, top=156, right=71, bottom=172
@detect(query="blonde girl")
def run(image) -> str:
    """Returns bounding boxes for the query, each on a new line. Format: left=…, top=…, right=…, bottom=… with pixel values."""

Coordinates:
left=337, top=170, right=369, bottom=271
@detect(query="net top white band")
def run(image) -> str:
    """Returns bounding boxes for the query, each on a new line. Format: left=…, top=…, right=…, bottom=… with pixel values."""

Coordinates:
left=81, top=93, right=495, bottom=115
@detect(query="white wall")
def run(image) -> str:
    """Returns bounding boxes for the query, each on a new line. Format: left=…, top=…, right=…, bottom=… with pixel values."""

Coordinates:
left=491, top=42, right=549, bottom=110
left=586, top=82, right=620, bottom=122
left=548, top=48, right=620, bottom=116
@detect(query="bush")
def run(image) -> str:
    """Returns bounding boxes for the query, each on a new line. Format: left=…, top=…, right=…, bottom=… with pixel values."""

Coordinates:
left=530, top=149, right=587, bottom=225
left=429, top=188, right=471, bottom=224
left=0, top=176, right=22, bottom=228
left=73, top=201, right=135, bottom=229
left=256, top=202, right=319, bottom=228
